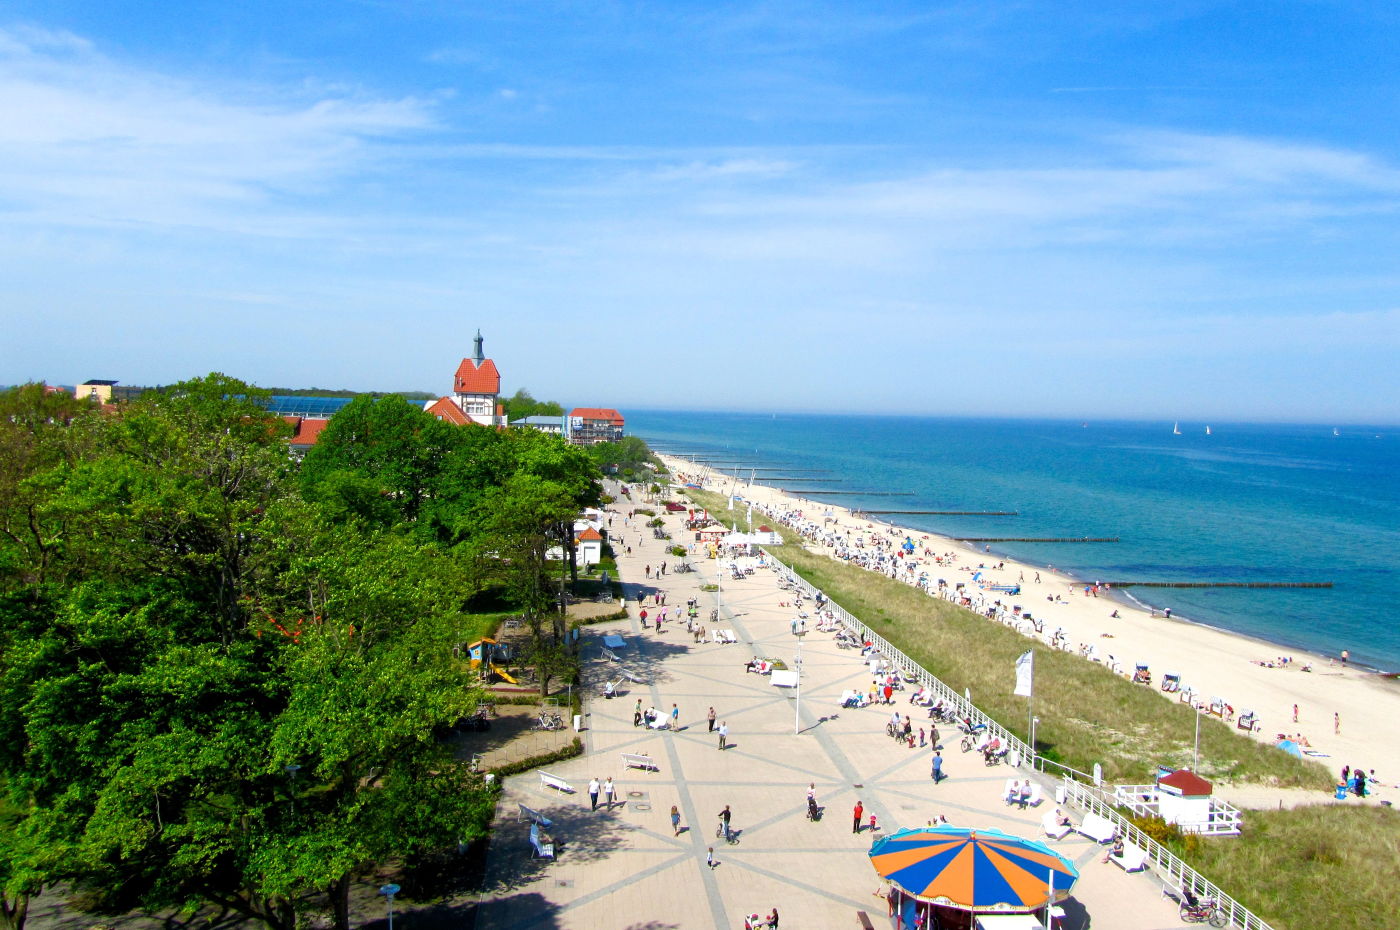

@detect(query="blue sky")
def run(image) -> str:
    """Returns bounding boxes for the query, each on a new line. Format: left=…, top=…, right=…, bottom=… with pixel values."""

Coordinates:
left=2, top=1, right=1398, bottom=421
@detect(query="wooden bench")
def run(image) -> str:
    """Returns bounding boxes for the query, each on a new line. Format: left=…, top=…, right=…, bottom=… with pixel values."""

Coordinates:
left=622, top=752, right=659, bottom=772
left=517, top=803, right=552, bottom=826
left=539, top=771, right=575, bottom=794
left=856, top=911, right=875, bottom=930
left=529, top=822, right=554, bottom=860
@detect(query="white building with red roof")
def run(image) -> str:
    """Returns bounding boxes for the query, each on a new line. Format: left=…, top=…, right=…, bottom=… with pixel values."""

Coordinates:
left=424, top=331, right=507, bottom=427
left=567, top=406, right=624, bottom=444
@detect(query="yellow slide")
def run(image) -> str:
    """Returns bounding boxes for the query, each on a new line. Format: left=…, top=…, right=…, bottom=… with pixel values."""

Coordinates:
left=489, top=662, right=518, bottom=684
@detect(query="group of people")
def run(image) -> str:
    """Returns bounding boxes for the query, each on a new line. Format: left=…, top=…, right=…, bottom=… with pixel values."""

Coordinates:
left=632, top=698, right=679, bottom=730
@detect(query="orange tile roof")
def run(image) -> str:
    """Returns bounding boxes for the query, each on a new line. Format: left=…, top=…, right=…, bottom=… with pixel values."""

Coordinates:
left=577, top=527, right=603, bottom=541
left=454, top=357, right=501, bottom=395
left=284, top=416, right=329, bottom=445
left=569, top=407, right=624, bottom=423
left=425, top=397, right=472, bottom=425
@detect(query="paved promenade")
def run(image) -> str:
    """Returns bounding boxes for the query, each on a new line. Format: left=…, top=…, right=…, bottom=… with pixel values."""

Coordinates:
left=475, top=504, right=1184, bottom=930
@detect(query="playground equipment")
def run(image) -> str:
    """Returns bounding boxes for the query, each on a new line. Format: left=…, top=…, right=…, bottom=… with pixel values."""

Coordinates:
left=465, top=639, right=518, bottom=684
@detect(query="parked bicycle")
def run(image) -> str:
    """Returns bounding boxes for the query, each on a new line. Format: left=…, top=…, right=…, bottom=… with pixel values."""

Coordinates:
left=1178, top=891, right=1227, bottom=927
left=533, top=712, right=565, bottom=731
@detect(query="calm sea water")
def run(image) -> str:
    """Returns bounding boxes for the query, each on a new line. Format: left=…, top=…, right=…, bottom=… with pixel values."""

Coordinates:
left=629, top=411, right=1400, bottom=672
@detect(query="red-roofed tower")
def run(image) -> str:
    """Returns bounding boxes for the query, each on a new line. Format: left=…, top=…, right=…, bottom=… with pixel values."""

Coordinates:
left=438, top=330, right=506, bottom=427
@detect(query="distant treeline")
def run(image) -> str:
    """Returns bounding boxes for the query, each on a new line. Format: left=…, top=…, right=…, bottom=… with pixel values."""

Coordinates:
left=264, top=386, right=435, bottom=400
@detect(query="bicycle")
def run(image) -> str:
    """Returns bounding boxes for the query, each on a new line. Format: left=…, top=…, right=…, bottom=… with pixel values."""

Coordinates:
left=1179, top=895, right=1227, bottom=927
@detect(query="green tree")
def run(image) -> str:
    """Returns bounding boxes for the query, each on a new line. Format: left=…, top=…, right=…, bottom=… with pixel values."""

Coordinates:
left=500, top=389, right=563, bottom=422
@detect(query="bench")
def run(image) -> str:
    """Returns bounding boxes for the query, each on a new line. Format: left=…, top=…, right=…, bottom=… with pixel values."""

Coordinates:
left=619, top=668, right=645, bottom=684
left=1077, top=812, right=1117, bottom=844
left=517, top=803, right=552, bottom=826
left=622, top=752, right=659, bottom=772
left=1109, top=842, right=1149, bottom=873
left=1041, top=812, right=1072, bottom=840
left=856, top=911, right=876, bottom=930
left=529, top=822, right=554, bottom=860
left=539, top=771, right=575, bottom=794
left=770, top=669, right=799, bottom=688
left=601, top=647, right=621, bottom=663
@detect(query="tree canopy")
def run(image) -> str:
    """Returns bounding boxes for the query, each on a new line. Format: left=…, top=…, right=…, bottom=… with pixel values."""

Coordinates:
left=0, top=376, right=602, bottom=930
left=499, top=388, right=564, bottom=422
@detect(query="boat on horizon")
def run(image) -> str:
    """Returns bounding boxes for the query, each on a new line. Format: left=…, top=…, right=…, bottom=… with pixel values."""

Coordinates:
left=1333, top=427, right=1340, bottom=437
left=1173, top=422, right=1181, bottom=435
left=1205, top=425, right=1212, bottom=436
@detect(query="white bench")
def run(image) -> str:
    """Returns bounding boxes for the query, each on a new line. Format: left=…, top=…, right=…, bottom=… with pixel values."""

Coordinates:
left=1041, top=812, right=1072, bottom=840
left=770, top=669, right=799, bottom=688
left=601, top=647, right=621, bottom=663
left=1077, top=812, right=1117, bottom=844
left=518, top=803, right=552, bottom=826
left=1109, top=842, right=1149, bottom=873
left=529, top=822, right=554, bottom=859
left=621, top=752, right=659, bottom=772
left=619, top=668, right=645, bottom=684
left=538, top=771, right=575, bottom=794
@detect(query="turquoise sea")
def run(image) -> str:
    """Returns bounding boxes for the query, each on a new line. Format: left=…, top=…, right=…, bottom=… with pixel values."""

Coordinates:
left=629, top=411, right=1400, bottom=672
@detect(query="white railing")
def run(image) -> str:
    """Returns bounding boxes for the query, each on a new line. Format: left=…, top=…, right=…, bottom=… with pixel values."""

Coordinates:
left=1061, top=779, right=1271, bottom=930
left=762, top=547, right=1275, bottom=930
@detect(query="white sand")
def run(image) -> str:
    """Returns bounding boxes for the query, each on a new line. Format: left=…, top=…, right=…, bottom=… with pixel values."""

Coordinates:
left=660, top=454, right=1400, bottom=808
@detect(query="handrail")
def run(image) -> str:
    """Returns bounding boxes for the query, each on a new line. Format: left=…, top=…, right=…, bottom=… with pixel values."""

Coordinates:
left=760, top=548, right=1276, bottom=930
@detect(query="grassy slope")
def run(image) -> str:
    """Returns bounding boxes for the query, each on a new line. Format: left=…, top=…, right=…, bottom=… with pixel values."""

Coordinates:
left=1186, top=805, right=1400, bottom=930
left=687, top=488, right=1328, bottom=787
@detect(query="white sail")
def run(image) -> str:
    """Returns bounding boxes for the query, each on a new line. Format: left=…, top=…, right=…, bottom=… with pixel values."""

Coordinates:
left=1173, top=422, right=1181, bottom=435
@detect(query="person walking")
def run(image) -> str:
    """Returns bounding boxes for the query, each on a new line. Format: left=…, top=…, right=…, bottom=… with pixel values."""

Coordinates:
left=707, top=846, right=716, bottom=869
left=718, top=804, right=732, bottom=842
left=707, top=706, right=717, bottom=732
left=602, top=776, right=616, bottom=810
left=931, top=750, right=943, bottom=783
left=718, top=721, right=729, bottom=750
left=588, top=777, right=600, bottom=811
left=671, top=805, right=682, bottom=836
left=1335, top=712, right=1341, bottom=735
left=671, top=703, right=680, bottom=728
left=852, top=800, right=864, bottom=834
left=633, top=699, right=643, bottom=727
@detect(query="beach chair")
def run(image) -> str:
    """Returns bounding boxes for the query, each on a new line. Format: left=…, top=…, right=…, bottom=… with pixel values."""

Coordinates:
left=1025, top=782, right=1042, bottom=807
left=1002, top=779, right=1018, bottom=804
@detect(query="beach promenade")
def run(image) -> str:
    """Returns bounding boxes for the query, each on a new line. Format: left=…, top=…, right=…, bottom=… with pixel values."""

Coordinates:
left=474, top=502, right=1182, bottom=930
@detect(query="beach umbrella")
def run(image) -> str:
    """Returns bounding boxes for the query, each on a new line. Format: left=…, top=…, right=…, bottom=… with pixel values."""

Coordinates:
left=1275, top=739, right=1304, bottom=758
left=869, top=826, right=1078, bottom=913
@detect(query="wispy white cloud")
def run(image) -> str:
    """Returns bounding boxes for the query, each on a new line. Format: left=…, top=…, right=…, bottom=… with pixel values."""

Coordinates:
left=0, top=25, right=434, bottom=236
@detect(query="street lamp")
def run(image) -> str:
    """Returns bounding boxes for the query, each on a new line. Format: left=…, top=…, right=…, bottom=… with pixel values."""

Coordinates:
left=794, top=629, right=807, bottom=735
left=379, top=884, right=400, bottom=930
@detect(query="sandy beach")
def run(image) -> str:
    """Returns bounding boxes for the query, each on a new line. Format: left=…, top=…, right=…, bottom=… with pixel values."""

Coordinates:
left=659, top=453, right=1400, bottom=809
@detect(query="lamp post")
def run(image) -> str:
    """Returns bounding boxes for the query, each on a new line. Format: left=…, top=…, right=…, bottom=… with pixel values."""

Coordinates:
left=794, top=629, right=807, bottom=735
left=1030, top=717, right=1040, bottom=761
left=379, top=884, right=400, bottom=930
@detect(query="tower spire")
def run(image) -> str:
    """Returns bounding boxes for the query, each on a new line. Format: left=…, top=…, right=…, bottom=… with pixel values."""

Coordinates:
left=473, top=330, right=484, bottom=364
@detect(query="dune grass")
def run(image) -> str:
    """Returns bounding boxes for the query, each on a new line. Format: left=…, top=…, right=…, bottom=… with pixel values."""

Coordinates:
left=688, top=488, right=1330, bottom=788
left=1184, top=804, right=1400, bottom=930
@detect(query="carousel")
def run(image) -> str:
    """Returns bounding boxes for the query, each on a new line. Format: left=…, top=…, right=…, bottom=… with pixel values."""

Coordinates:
left=868, top=826, right=1079, bottom=930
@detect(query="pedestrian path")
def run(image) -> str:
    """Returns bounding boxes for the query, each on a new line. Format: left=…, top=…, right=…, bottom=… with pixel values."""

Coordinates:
left=475, top=501, right=1183, bottom=930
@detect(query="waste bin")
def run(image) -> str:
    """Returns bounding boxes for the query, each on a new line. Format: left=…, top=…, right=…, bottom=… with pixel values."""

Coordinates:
left=1335, top=781, right=1348, bottom=800
left=574, top=714, right=583, bottom=732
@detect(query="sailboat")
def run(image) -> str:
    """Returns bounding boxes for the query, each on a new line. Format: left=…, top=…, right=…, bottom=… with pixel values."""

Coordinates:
left=1333, top=427, right=1340, bottom=437
left=1205, top=425, right=1211, bottom=436
left=1172, top=422, right=1181, bottom=435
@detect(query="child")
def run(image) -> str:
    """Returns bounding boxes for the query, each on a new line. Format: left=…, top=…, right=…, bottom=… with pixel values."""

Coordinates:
left=706, top=847, right=716, bottom=869
left=868, top=813, right=879, bottom=833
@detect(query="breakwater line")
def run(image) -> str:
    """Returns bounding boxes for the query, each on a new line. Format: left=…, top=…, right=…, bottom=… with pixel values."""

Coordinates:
left=957, top=536, right=1120, bottom=543
left=1102, top=580, right=1333, bottom=589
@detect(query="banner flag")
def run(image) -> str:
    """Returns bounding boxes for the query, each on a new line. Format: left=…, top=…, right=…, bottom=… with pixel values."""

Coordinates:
left=1014, top=649, right=1034, bottom=698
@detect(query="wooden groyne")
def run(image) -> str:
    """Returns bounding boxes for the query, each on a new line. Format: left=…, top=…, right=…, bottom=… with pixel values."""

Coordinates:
left=1101, top=581, right=1333, bottom=589
left=784, top=489, right=914, bottom=496
left=857, top=510, right=1019, bottom=516
left=764, top=476, right=843, bottom=482
left=957, top=536, right=1120, bottom=543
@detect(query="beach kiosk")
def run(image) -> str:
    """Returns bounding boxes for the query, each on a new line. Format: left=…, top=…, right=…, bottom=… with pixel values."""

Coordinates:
left=1156, top=769, right=1215, bottom=831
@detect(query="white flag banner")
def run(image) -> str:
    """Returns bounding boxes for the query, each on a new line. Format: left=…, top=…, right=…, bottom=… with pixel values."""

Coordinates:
left=1014, top=649, right=1034, bottom=698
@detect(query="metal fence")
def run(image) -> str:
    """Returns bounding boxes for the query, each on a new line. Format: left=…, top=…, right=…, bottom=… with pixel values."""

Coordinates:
left=760, top=547, right=1276, bottom=930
